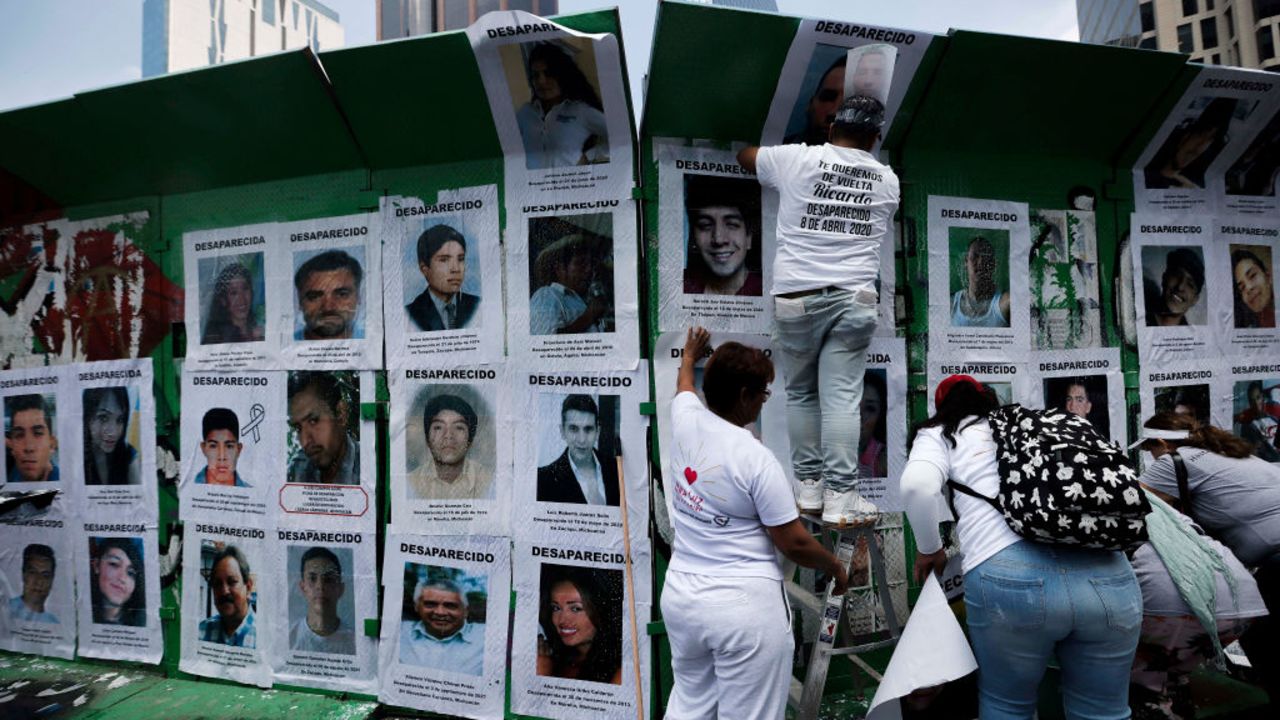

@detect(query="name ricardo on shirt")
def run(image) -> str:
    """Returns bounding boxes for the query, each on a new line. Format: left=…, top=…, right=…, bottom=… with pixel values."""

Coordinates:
left=530, top=375, right=632, bottom=387
left=532, top=546, right=624, bottom=564
left=400, top=542, right=493, bottom=563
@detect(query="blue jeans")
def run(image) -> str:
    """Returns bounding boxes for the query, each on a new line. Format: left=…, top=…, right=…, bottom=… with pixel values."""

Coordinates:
left=964, top=541, right=1142, bottom=720
left=772, top=287, right=878, bottom=493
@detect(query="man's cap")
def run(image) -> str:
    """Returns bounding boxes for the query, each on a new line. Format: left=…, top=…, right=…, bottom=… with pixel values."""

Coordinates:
left=935, top=375, right=985, bottom=408
left=833, top=95, right=885, bottom=131
left=1126, top=427, right=1190, bottom=450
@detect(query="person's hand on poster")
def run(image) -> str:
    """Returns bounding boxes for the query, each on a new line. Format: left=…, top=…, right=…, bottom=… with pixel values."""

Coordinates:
left=913, top=548, right=948, bottom=584
left=678, top=327, right=711, bottom=395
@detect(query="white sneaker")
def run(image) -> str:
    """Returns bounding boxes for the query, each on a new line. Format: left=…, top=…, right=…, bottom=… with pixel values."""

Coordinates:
left=821, top=488, right=878, bottom=526
left=796, top=479, right=823, bottom=513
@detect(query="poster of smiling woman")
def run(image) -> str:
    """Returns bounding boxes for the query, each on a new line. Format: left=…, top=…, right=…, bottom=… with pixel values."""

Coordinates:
left=183, top=222, right=284, bottom=371
left=74, top=528, right=162, bottom=663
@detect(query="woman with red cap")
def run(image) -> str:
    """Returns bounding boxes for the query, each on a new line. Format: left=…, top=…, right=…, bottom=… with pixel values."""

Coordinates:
left=901, top=375, right=1141, bottom=720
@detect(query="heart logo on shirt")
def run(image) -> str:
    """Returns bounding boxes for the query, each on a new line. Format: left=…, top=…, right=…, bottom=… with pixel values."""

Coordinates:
left=683, top=467, right=697, bottom=484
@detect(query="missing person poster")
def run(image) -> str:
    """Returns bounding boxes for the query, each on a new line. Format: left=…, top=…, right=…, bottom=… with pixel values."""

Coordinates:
left=1226, top=360, right=1280, bottom=463
left=760, top=19, right=935, bottom=152
left=1029, top=209, right=1102, bottom=350
left=1131, top=216, right=1222, bottom=364
left=655, top=143, right=771, bottom=333
left=1220, top=104, right=1280, bottom=216
left=378, top=532, right=510, bottom=720
left=1139, top=359, right=1228, bottom=431
left=927, top=196, right=1032, bottom=359
left=183, top=222, right=283, bottom=371
left=270, top=531, right=377, bottom=693
left=1134, top=66, right=1279, bottom=215
left=926, top=359, right=1031, bottom=415
left=511, top=367, right=649, bottom=547
left=466, top=10, right=634, bottom=202
left=1217, top=219, right=1280, bottom=356
left=0, top=515, right=76, bottom=659
left=506, top=202, right=640, bottom=367
left=1028, top=348, right=1127, bottom=447
left=180, top=521, right=274, bottom=687
left=180, top=370, right=284, bottom=523
left=390, top=365, right=512, bottom=536
left=279, top=371, right=375, bottom=527
left=278, top=213, right=383, bottom=370
left=1, top=364, right=72, bottom=495
left=74, top=527, right=162, bottom=664
left=382, top=187, right=504, bottom=367
left=65, top=360, right=157, bottom=520
left=510, top=541, right=651, bottom=720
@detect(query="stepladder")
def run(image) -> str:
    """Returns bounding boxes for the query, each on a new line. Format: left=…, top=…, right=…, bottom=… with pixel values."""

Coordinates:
left=785, top=514, right=909, bottom=720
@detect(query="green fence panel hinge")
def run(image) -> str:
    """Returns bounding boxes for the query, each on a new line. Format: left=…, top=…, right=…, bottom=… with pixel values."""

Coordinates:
left=364, top=618, right=380, bottom=637
left=646, top=620, right=666, bottom=636
left=639, top=402, right=656, bottom=416
left=360, top=401, right=388, bottom=421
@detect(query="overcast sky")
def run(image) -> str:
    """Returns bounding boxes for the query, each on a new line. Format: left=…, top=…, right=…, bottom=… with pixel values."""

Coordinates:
left=0, top=1, right=1079, bottom=113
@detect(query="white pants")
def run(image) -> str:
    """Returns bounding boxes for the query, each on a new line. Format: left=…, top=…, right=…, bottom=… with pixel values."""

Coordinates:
left=661, top=570, right=794, bottom=720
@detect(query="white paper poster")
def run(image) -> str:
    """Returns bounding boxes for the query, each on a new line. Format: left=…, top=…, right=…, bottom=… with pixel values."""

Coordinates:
left=74, top=526, right=162, bottom=663
left=1028, top=348, right=1127, bottom=448
left=0, top=510, right=77, bottom=659
left=1131, top=215, right=1222, bottom=364
left=180, top=522, right=274, bottom=687
left=1216, top=219, right=1280, bottom=356
left=506, top=201, right=641, bottom=367
left=278, top=371, right=375, bottom=528
left=466, top=11, right=635, bottom=202
left=378, top=532, right=511, bottom=720
left=180, top=370, right=285, bottom=522
left=655, top=143, right=771, bottom=333
left=1220, top=104, right=1280, bottom=216
left=183, top=222, right=283, bottom=371
left=390, top=365, right=512, bottom=536
left=67, top=360, right=157, bottom=521
left=511, top=367, right=649, bottom=547
left=1, top=364, right=73, bottom=496
left=1029, top=209, right=1102, bottom=350
left=760, top=20, right=935, bottom=150
left=1138, top=360, right=1228, bottom=431
left=510, top=541, right=651, bottom=720
left=1224, top=360, right=1280, bottom=463
left=926, top=359, right=1031, bottom=415
left=270, top=530, right=378, bottom=693
left=927, top=196, right=1031, bottom=359
left=278, top=213, right=383, bottom=370
left=382, top=187, right=504, bottom=367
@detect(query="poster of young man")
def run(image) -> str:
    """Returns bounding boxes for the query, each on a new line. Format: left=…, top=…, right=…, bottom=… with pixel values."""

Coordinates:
left=510, top=541, right=651, bottom=720
left=759, top=19, right=935, bottom=151
left=466, top=11, right=634, bottom=202
left=1140, top=360, right=1228, bottom=432
left=378, top=533, right=510, bottom=720
left=179, top=523, right=274, bottom=687
left=1134, top=66, right=1278, bottom=215
left=511, top=367, right=648, bottom=547
left=1222, top=105, right=1280, bottom=216
left=655, top=144, right=772, bottom=332
left=1, top=364, right=72, bottom=497
left=927, top=196, right=1032, bottom=359
left=390, top=366, right=511, bottom=536
left=62, top=360, right=156, bottom=519
left=180, top=370, right=284, bottom=522
left=1028, top=348, right=1126, bottom=447
left=506, top=204, right=640, bottom=367
left=381, top=187, right=503, bottom=367
left=183, top=222, right=283, bottom=371
left=1218, top=220, right=1280, bottom=357
left=1131, top=216, right=1223, bottom=364
left=270, top=533, right=377, bottom=693
left=278, top=371, right=375, bottom=525
left=1227, top=362, right=1280, bottom=463
left=278, top=213, right=382, bottom=370
left=1029, top=209, right=1102, bottom=350
left=0, top=519, right=76, bottom=659
left=926, top=359, right=1031, bottom=415
left=73, top=528, right=162, bottom=664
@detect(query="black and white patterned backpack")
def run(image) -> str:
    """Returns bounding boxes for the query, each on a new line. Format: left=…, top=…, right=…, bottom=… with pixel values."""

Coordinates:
left=949, top=405, right=1151, bottom=552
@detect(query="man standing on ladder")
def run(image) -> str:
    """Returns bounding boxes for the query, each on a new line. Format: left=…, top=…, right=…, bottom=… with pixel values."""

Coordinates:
left=738, top=95, right=900, bottom=526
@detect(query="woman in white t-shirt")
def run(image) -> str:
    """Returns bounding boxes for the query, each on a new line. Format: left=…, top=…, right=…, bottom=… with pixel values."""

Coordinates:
left=662, top=327, right=848, bottom=720
left=902, top=375, right=1141, bottom=720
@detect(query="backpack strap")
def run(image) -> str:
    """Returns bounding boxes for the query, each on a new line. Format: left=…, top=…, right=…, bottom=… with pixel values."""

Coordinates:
left=1170, top=451, right=1191, bottom=516
left=946, top=479, right=1002, bottom=515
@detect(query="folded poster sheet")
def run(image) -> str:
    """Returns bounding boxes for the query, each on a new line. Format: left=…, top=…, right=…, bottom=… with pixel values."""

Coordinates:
left=509, top=540, right=651, bottom=720
left=390, top=365, right=512, bottom=536
left=0, top=508, right=76, bottom=659
left=1027, top=348, right=1128, bottom=448
left=927, top=196, right=1031, bottom=360
left=1216, top=218, right=1280, bottom=357
left=1131, top=215, right=1223, bottom=364
left=382, top=187, right=504, bottom=367
left=278, top=213, right=383, bottom=370
left=378, top=532, right=511, bottom=720
left=73, top=527, right=162, bottom=664
left=270, top=530, right=378, bottom=693
left=180, top=521, right=274, bottom=687
left=511, top=367, right=649, bottom=547
left=67, top=360, right=157, bottom=521
left=183, top=222, right=283, bottom=371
